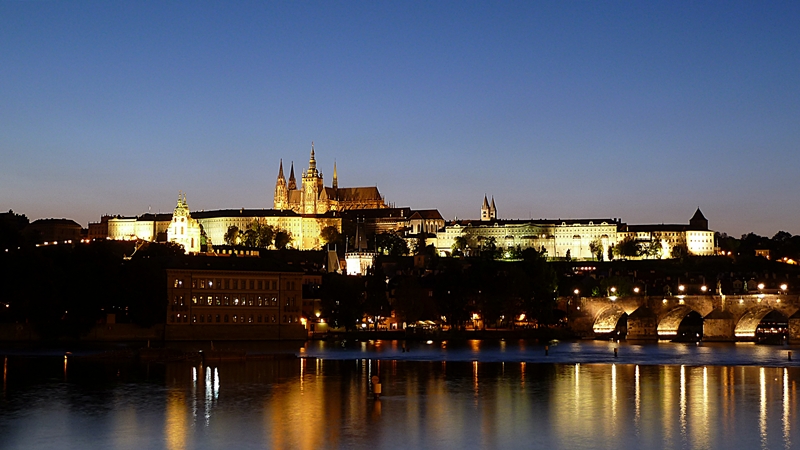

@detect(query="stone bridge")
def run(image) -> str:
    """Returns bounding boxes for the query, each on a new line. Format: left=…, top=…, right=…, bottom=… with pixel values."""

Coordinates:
left=569, top=294, right=800, bottom=342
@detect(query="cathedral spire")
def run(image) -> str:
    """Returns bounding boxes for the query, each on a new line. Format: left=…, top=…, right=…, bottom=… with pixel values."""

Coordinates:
left=332, top=160, right=338, bottom=189
left=309, top=142, right=317, bottom=172
left=277, top=159, right=285, bottom=180
left=288, top=161, right=296, bottom=190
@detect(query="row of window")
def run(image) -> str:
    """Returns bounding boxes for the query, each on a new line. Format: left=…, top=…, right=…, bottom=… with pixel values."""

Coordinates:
left=170, top=313, right=300, bottom=324
left=190, top=294, right=297, bottom=307
left=172, top=294, right=298, bottom=307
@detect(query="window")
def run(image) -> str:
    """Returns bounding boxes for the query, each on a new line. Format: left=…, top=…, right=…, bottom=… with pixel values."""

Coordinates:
left=249, top=280, right=254, bottom=290
left=233, top=315, right=238, bottom=323
left=258, top=315, right=262, bottom=323
left=192, top=315, right=197, bottom=323
left=199, top=315, right=205, bottom=323
left=215, top=314, right=220, bottom=323
left=224, top=315, right=229, bottom=323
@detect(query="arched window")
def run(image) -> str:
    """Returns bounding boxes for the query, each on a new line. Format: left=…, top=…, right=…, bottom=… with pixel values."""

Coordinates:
left=224, top=315, right=229, bottom=323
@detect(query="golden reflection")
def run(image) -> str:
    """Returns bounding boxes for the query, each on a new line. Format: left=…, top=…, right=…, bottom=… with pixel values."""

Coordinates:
left=470, top=340, right=481, bottom=353
left=574, top=363, right=579, bottom=420
left=3, top=356, right=7, bottom=395
left=300, top=358, right=305, bottom=392
left=165, top=390, right=187, bottom=450
left=63, top=355, right=68, bottom=380
left=634, top=365, right=640, bottom=425
left=760, top=367, right=767, bottom=448
left=473, top=360, right=479, bottom=403
left=784, top=368, right=791, bottom=449
left=611, top=363, right=617, bottom=424
left=521, top=362, right=526, bottom=388
left=680, top=365, right=686, bottom=440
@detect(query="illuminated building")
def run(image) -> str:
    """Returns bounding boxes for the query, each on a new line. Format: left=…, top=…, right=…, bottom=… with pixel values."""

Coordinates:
left=166, top=192, right=201, bottom=253
left=274, top=143, right=388, bottom=214
left=165, top=256, right=305, bottom=340
left=435, top=200, right=715, bottom=260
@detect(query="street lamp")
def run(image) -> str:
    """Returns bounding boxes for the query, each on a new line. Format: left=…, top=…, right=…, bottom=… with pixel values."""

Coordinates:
left=573, top=289, right=580, bottom=295
left=780, top=284, right=788, bottom=293
left=633, top=287, right=640, bottom=294
left=758, top=283, right=765, bottom=290
left=678, top=285, right=685, bottom=293
left=701, top=285, right=708, bottom=293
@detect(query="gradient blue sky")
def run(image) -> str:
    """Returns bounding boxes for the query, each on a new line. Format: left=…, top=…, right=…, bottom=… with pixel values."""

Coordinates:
left=1, top=1, right=799, bottom=237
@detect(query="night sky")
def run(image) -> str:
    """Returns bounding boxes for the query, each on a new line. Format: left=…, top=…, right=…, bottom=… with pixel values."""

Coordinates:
left=2, top=1, right=798, bottom=237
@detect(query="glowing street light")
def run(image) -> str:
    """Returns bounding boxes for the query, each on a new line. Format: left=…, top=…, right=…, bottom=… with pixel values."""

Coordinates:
left=573, top=289, right=580, bottom=295
left=758, top=283, right=765, bottom=290
left=780, top=283, right=788, bottom=292
left=701, top=285, right=708, bottom=293
left=678, top=285, right=685, bottom=293
left=633, top=287, right=640, bottom=294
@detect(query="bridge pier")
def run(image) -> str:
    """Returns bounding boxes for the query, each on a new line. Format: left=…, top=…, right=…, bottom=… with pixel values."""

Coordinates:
left=702, top=309, right=735, bottom=341
left=789, top=311, right=800, bottom=344
left=626, top=307, right=657, bottom=340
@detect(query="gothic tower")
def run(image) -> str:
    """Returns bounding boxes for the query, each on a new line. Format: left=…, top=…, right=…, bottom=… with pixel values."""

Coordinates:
left=332, top=161, right=338, bottom=189
left=481, top=195, right=491, bottom=221
left=302, top=142, right=322, bottom=214
left=490, top=196, right=497, bottom=220
left=274, top=159, right=288, bottom=210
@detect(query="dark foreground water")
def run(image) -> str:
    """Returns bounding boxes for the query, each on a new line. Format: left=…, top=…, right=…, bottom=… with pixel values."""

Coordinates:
left=2, top=341, right=800, bottom=449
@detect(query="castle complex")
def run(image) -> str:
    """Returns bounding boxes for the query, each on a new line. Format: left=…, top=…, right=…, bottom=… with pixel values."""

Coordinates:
left=91, top=142, right=715, bottom=260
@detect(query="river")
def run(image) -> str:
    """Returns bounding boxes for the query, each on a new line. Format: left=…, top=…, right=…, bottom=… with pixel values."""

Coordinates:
left=1, top=340, right=799, bottom=449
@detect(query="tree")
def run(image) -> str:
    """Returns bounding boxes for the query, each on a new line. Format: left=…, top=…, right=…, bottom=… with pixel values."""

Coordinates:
left=614, top=237, right=641, bottom=259
left=588, top=239, right=603, bottom=261
left=670, top=242, right=689, bottom=259
left=274, top=230, right=292, bottom=250
left=376, top=232, right=409, bottom=256
left=452, top=236, right=468, bottom=256
left=645, top=239, right=663, bottom=259
left=224, top=226, right=240, bottom=246
left=320, top=226, right=341, bottom=247
left=565, top=249, right=571, bottom=261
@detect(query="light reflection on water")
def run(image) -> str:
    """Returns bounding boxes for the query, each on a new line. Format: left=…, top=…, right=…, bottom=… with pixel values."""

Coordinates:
left=0, top=346, right=800, bottom=449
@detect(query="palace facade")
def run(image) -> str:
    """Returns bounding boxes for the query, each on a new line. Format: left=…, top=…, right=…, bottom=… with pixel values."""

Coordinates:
left=434, top=198, right=715, bottom=260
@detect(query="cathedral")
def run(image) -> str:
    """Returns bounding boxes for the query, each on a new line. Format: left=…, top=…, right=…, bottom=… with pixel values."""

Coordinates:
left=274, top=143, right=387, bottom=214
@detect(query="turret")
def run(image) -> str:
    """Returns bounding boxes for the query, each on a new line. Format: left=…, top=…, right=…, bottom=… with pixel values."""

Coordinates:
left=332, top=161, right=338, bottom=190
left=490, top=196, right=497, bottom=220
left=689, top=207, right=708, bottom=230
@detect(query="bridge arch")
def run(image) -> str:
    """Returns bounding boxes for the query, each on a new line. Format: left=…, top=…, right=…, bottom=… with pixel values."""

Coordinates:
left=734, top=306, right=781, bottom=339
left=593, top=305, right=627, bottom=334
left=657, top=306, right=704, bottom=338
